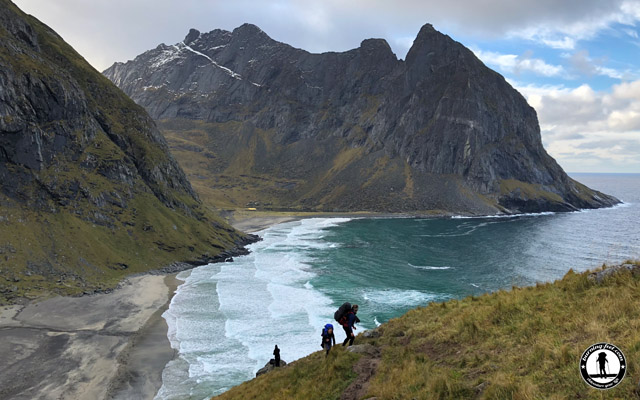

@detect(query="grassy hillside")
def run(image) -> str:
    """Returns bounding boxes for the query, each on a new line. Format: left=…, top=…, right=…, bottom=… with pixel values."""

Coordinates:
left=0, top=0, right=249, bottom=304
left=159, top=119, right=501, bottom=215
left=0, top=192, right=242, bottom=302
left=215, top=262, right=640, bottom=399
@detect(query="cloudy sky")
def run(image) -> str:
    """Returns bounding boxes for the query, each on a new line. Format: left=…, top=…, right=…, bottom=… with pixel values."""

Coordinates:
left=14, top=0, right=640, bottom=173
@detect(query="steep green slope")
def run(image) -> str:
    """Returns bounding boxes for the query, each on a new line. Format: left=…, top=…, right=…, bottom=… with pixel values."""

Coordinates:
left=159, top=119, right=469, bottom=214
left=215, top=262, right=640, bottom=399
left=0, top=0, right=251, bottom=304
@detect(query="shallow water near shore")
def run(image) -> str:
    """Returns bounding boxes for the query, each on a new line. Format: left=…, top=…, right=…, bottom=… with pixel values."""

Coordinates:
left=155, top=173, right=640, bottom=399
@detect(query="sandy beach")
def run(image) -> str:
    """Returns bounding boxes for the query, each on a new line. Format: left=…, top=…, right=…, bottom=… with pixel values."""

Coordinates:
left=0, top=274, right=181, bottom=400
left=229, top=214, right=299, bottom=233
left=0, top=213, right=362, bottom=399
left=0, top=214, right=296, bottom=400
left=227, top=210, right=405, bottom=234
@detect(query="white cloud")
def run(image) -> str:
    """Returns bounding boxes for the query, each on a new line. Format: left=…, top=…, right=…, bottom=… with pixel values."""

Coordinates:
left=473, top=49, right=565, bottom=77
left=567, top=50, right=639, bottom=80
left=620, top=0, right=640, bottom=22
left=609, top=80, right=640, bottom=99
left=622, top=28, right=639, bottom=39
left=513, top=0, right=640, bottom=49
left=541, top=37, right=576, bottom=50
left=514, top=80, right=640, bottom=172
left=12, top=0, right=640, bottom=70
left=605, top=80, right=640, bottom=131
left=9, top=0, right=640, bottom=173
left=608, top=109, right=640, bottom=131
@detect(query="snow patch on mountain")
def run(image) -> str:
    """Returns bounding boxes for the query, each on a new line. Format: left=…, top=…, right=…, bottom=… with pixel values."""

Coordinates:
left=180, top=42, right=242, bottom=80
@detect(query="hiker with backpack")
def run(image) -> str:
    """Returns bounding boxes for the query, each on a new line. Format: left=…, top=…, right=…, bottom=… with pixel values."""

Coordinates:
left=334, top=302, right=360, bottom=347
left=321, top=323, right=336, bottom=356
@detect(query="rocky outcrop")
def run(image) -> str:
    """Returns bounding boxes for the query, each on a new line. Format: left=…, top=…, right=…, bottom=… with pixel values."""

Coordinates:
left=104, top=23, right=619, bottom=214
left=362, top=329, right=382, bottom=339
left=0, top=0, right=251, bottom=303
left=588, top=263, right=640, bottom=284
left=346, top=344, right=380, bottom=356
left=256, top=359, right=287, bottom=377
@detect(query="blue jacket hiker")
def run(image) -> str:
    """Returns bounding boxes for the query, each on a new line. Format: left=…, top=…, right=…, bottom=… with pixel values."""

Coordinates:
left=321, top=324, right=336, bottom=356
left=341, top=304, right=359, bottom=347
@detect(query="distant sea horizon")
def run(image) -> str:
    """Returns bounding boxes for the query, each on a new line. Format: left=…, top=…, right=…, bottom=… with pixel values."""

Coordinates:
left=568, top=172, right=639, bottom=173
left=155, top=172, right=639, bottom=399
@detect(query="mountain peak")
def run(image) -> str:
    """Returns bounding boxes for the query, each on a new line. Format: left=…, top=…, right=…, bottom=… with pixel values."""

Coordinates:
left=104, top=22, right=620, bottom=215
left=416, top=23, right=436, bottom=37
left=184, top=28, right=201, bottom=45
left=233, top=23, right=266, bottom=37
left=359, top=38, right=397, bottom=64
left=405, top=22, right=466, bottom=71
left=360, top=38, right=392, bottom=52
left=407, top=22, right=446, bottom=52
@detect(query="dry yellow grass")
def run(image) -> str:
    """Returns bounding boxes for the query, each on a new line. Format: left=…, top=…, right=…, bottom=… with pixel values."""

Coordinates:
left=215, top=348, right=361, bottom=400
left=215, top=262, right=640, bottom=399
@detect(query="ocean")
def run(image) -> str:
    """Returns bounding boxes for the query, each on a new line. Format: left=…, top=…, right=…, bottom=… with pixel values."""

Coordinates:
left=154, top=173, right=640, bottom=400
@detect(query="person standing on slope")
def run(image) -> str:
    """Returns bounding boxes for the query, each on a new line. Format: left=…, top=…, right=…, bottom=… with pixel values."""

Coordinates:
left=341, top=304, right=360, bottom=347
left=273, top=345, right=281, bottom=367
left=321, top=324, right=336, bottom=356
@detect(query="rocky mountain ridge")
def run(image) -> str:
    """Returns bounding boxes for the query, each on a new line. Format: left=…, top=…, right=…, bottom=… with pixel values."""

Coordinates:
left=0, top=0, right=252, bottom=303
left=104, top=23, right=619, bottom=214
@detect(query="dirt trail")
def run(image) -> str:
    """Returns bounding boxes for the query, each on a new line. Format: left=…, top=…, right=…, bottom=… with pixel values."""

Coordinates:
left=340, top=345, right=382, bottom=400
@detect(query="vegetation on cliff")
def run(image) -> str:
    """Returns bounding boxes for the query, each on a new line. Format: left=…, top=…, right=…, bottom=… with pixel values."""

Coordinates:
left=215, top=262, right=640, bottom=399
left=0, top=0, right=250, bottom=303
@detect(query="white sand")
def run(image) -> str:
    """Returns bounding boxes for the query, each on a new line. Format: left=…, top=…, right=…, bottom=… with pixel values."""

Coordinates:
left=0, top=215, right=300, bottom=400
left=0, top=275, right=177, bottom=400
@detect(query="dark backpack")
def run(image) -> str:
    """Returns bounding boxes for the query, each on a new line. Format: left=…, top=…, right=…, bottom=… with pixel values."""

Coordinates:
left=334, top=302, right=351, bottom=323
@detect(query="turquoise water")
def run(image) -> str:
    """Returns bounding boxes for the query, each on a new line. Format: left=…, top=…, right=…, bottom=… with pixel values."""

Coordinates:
left=156, top=173, right=640, bottom=399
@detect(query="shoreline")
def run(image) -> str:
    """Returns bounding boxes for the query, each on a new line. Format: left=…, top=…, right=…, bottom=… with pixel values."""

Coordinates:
left=0, top=214, right=296, bottom=400
left=0, top=206, right=627, bottom=399
left=227, top=210, right=428, bottom=233
left=225, top=200, right=630, bottom=233
left=0, top=207, right=631, bottom=399
left=0, top=274, right=183, bottom=400
left=105, top=274, right=184, bottom=399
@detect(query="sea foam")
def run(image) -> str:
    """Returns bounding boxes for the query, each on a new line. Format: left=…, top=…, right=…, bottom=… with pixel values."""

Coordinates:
left=155, top=218, right=351, bottom=399
left=362, top=288, right=445, bottom=307
left=408, top=263, right=451, bottom=270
